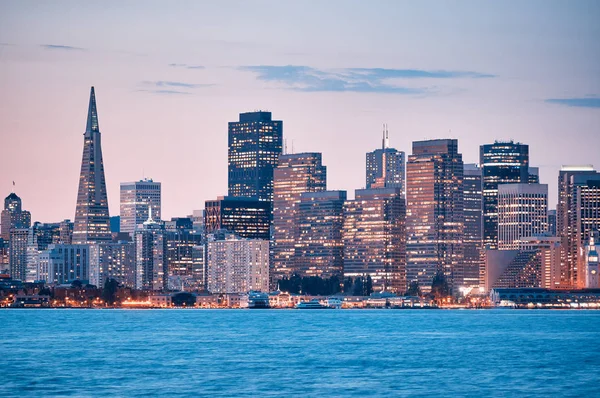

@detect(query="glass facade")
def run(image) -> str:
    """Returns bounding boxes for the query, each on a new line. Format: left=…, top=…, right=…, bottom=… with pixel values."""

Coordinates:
left=120, top=179, right=162, bottom=235
left=462, top=164, right=483, bottom=288
left=365, top=126, right=405, bottom=193
left=204, top=197, right=270, bottom=240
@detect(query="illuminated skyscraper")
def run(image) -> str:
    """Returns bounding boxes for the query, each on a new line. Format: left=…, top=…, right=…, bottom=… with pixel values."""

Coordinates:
left=166, top=229, right=204, bottom=291
left=228, top=111, right=283, bottom=202
left=9, top=228, right=29, bottom=280
left=462, top=164, right=483, bottom=288
left=366, top=125, right=405, bottom=193
left=480, top=141, right=529, bottom=249
left=497, top=183, right=548, bottom=250
left=135, top=212, right=168, bottom=291
left=1, top=192, right=31, bottom=240
left=295, top=190, right=346, bottom=278
left=204, top=196, right=270, bottom=240
left=557, top=166, right=600, bottom=288
left=343, top=188, right=406, bottom=293
left=25, top=222, right=61, bottom=282
left=406, top=139, right=464, bottom=293
left=120, top=178, right=162, bottom=235
left=73, top=87, right=111, bottom=244
left=271, top=153, right=326, bottom=282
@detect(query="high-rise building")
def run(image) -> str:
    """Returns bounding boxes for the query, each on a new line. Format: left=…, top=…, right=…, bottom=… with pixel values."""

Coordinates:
left=59, top=220, right=74, bottom=245
left=204, top=196, right=270, bottom=240
left=89, top=242, right=136, bottom=288
left=271, top=153, right=327, bottom=282
left=228, top=111, right=283, bottom=202
left=166, top=229, right=204, bottom=291
left=135, top=213, right=168, bottom=291
left=557, top=166, right=600, bottom=288
left=73, top=87, right=111, bottom=244
left=497, top=183, right=548, bottom=250
left=480, top=141, right=530, bottom=249
left=295, top=191, right=346, bottom=279
left=547, top=210, right=557, bottom=236
left=206, top=232, right=269, bottom=294
left=462, top=164, right=483, bottom=288
left=1, top=192, right=31, bottom=240
left=120, top=179, right=162, bottom=235
left=366, top=125, right=406, bottom=193
left=25, top=222, right=61, bottom=282
left=518, top=236, right=562, bottom=290
left=9, top=228, right=29, bottom=280
left=528, top=167, right=540, bottom=184
left=342, top=188, right=406, bottom=293
left=38, top=244, right=91, bottom=285
left=406, top=139, right=464, bottom=293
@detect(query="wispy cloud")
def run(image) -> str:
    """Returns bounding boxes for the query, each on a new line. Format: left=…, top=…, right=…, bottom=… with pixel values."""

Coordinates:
left=137, top=89, right=192, bottom=95
left=239, top=65, right=494, bottom=94
left=169, top=63, right=205, bottom=70
left=40, top=44, right=86, bottom=51
left=545, top=97, right=600, bottom=108
left=143, top=80, right=213, bottom=89
left=137, top=80, right=214, bottom=96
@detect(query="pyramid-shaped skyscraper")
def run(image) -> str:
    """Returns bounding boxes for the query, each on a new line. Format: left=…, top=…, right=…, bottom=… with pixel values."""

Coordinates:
left=73, top=87, right=111, bottom=243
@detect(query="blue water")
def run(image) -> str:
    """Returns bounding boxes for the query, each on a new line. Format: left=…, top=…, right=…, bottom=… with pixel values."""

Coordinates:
left=1, top=309, right=599, bottom=397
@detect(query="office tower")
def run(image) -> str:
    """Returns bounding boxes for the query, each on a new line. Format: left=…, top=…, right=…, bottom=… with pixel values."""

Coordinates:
left=366, top=125, right=406, bottom=193
left=73, top=87, right=111, bottom=244
left=166, top=229, right=203, bottom=291
left=547, top=210, right=557, bottom=236
left=497, top=183, right=548, bottom=250
left=480, top=141, right=529, bottom=249
left=0, top=238, right=8, bottom=272
left=110, top=216, right=120, bottom=233
left=120, top=178, right=162, bottom=235
left=38, top=244, right=91, bottom=285
left=206, top=232, right=269, bottom=294
left=557, top=166, right=600, bottom=287
left=191, top=210, right=204, bottom=235
left=135, top=213, right=168, bottom=291
left=584, top=234, right=599, bottom=288
left=518, top=236, right=562, bottom=289
left=25, top=222, right=61, bottom=282
left=528, top=167, right=540, bottom=184
left=295, top=191, right=346, bottom=279
left=271, top=153, right=327, bottom=281
left=483, top=250, right=541, bottom=291
left=228, top=111, right=283, bottom=201
left=1, top=192, right=31, bottom=240
left=462, top=164, right=483, bottom=288
left=59, top=220, right=74, bottom=244
left=89, top=242, right=136, bottom=288
left=406, top=139, right=464, bottom=293
left=165, top=217, right=194, bottom=232
left=9, top=228, right=29, bottom=280
left=204, top=196, right=270, bottom=240
left=343, top=188, right=406, bottom=293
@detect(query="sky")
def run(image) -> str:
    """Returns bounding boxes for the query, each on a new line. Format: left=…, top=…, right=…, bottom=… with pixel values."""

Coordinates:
left=0, top=0, right=599, bottom=222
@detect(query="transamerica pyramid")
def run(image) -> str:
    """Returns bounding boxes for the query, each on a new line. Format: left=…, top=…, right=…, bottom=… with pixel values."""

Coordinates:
left=72, top=87, right=111, bottom=243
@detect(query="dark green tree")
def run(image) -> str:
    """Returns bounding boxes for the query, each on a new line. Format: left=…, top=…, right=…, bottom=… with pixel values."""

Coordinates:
left=353, top=277, right=364, bottom=296
left=71, top=279, right=83, bottom=289
left=430, top=271, right=450, bottom=300
left=102, top=278, right=119, bottom=306
left=365, top=275, right=373, bottom=296
left=406, top=280, right=421, bottom=297
left=343, top=277, right=353, bottom=293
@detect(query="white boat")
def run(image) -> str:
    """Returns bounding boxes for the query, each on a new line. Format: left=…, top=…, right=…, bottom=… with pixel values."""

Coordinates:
left=247, top=291, right=270, bottom=309
left=327, top=297, right=342, bottom=309
left=296, top=299, right=329, bottom=309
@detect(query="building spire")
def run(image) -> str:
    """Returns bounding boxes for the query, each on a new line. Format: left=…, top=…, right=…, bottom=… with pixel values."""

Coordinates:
left=382, top=123, right=389, bottom=149
left=85, top=86, right=99, bottom=133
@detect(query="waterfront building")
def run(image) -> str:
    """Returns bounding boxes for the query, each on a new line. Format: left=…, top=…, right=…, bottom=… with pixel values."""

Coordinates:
left=206, top=232, right=269, bottom=294
left=406, top=139, right=464, bottom=293
left=480, top=141, right=530, bottom=249
left=497, top=183, right=548, bottom=250
left=135, top=212, right=168, bottom=291
left=295, top=191, right=346, bottom=279
left=462, top=163, right=483, bottom=288
left=89, top=242, right=136, bottom=288
left=204, top=196, right=270, bottom=240
left=343, top=188, right=406, bottom=293
left=365, top=125, right=405, bottom=193
left=120, top=179, right=161, bottom=235
left=271, top=153, right=327, bottom=282
left=557, top=166, right=600, bottom=287
left=73, top=87, right=111, bottom=244
left=228, top=111, right=283, bottom=202
left=1, top=192, right=31, bottom=240
left=584, top=234, right=599, bottom=288
left=38, top=244, right=91, bottom=285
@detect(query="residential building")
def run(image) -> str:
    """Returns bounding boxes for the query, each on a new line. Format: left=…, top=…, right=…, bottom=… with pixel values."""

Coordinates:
left=38, top=244, right=91, bottom=285
left=89, top=242, right=136, bottom=288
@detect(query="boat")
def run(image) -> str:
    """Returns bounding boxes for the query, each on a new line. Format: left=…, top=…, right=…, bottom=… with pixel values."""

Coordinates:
left=247, top=291, right=270, bottom=309
left=295, top=299, right=329, bottom=309
left=327, top=297, right=342, bottom=309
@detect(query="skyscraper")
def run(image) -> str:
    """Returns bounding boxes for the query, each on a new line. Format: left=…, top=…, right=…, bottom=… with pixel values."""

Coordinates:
left=343, top=188, right=406, bottom=293
left=204, top=196, right=271, bottom=240
left=366, top=125, right=405, bottom=193
left=9, top=228, right=29, bottom=280
left=73, top=87, right=111, bottom=244
left=497, top=183, right=548, bottom=250
left=406, top=139, right=464, bottom=293
left=228, top=111, right=283, bottom=202
left=480, top=141, right=530, bottom=249
left=295, top=190, right=346, bottom=279
left=271, top=153, right=326, bottom=282
left=462, top=164, right=483, bottom=288
left=1, top=192, right=31, bottom=240
left=135, top=213, right=168, bottom=291
left=120, top=178, right=162, bottom=235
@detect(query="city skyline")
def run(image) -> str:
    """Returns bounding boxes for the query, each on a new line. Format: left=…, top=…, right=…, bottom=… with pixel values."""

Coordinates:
left=1, top=1, right=599, bottom=222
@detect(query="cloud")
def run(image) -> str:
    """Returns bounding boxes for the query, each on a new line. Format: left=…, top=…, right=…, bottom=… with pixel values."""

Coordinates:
left=169, top=63, right=205, bottom=70
left=142, top=81, right=213, bottom=89
left=40, top=44, right=86, bottom=51
left=238, top=65, right=494, bottom=94
left=137, top=89, right=192, bottom=95
left=545, top=97, right=600, bottom=108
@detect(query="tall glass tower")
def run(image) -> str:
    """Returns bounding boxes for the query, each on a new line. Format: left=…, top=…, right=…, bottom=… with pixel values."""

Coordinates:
left=73, top=87, right=111, bottom=244
left=366, top=125, right=405, bottom=194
